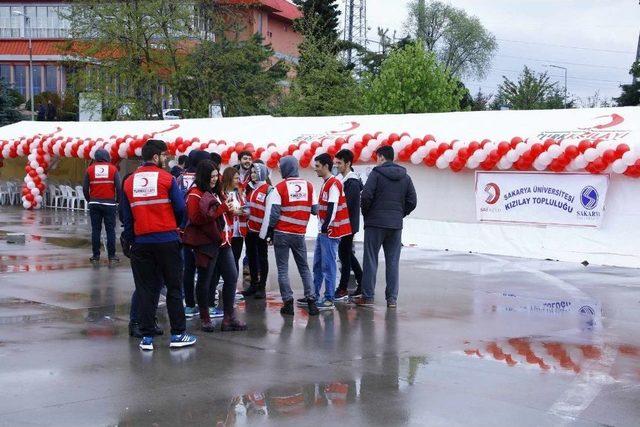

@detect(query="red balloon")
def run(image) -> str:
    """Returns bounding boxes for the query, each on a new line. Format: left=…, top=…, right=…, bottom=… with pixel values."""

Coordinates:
left=488, top=149, right=500, bottom=162
left=457, top=148, right=470, bottom=160
left=543, top=139, right=556, bottom=150
left=480, top=160, right=494, bottom=171
left=437, top=143, right=449, bottom=155
left=300, top=158, right=310, bottom=168
left=411, top=138, right=423, bottom=149
left=362, top=134, right=373, bottom=144
left=25, top=193, right=34, bottom=201
left=423, top=156, right=436, bottom=167
left=267, top=158, right=278, bottom=169
left=270, top=152, right=280, bottom=160
left=530, top=143, right=544, bottom=156
left=354, top=142, right=363, bottom=151
left=602, top=149, right=617, bottom=164
left=468, top=141, right=480, bottom=152
left=510, top=136, right=523, bottom=146
left=327, top=146, right=338, bottom=156
left=28, top=170, right=37, bottom=178
left=497, top=142, right=511, bottom=155
left=288, top=144, right=297, bottom=154
left=616, top=144, right=630, bottom=156
left=423, top=134, right=435, bottom=143
left=388, top=133, right=400, bottom=143
left=564, top=145, right=579, bottom=158
left=311, top=142, right=321, bottom=150
left=592, top=158, right=606, bottom=172
left=335, top=138, right=346, bottom=147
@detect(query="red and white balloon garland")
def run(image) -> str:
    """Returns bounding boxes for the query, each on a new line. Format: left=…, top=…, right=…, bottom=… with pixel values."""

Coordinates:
left=2, top=130, right=640, bottom=210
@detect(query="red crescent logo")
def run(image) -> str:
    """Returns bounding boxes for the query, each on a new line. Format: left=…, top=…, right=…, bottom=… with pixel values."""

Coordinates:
left=141, top=177, right=149, bottom=187
left=294, top=184, right=302, bottom=192
left=330, top=121, right=360, bottom=134
left=484, top=183, right=500, bottom=205
left=590, top=114, right=624, bottom=130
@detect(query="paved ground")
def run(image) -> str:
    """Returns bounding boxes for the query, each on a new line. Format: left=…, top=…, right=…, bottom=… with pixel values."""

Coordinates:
left=0, top=206, right=639, bottom=426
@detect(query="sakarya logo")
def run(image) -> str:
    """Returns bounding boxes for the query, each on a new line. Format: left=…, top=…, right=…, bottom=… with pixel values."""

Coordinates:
left=580, top=186, right=598, bottom=210
left=484, top=183, right=500, bottom=204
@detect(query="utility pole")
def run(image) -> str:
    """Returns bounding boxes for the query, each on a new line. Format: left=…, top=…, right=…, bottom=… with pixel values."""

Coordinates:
left=547, top=64, right=568, bottom=108
left=13, top=10, right=34, bottom=121
left=634, top=32, right=639, bottom=83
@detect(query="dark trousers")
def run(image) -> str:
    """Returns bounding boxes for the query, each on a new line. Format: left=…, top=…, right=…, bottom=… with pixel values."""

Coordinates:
left=200, top=246, right=238, bottom=316
left=338, top=233, right=363, bottom=290
left=195, top=245, right=219, bottom=314
left=361, top=227, right=402, bottom=301
left=210, top=237, right=243, bottom=303
left=245, top=231, right=269, bottom=286
left=182, top=247, right=196, bottom=307
left=89, top=204, right=116, bottom=259
left=131, top=241, right=186, bottom=336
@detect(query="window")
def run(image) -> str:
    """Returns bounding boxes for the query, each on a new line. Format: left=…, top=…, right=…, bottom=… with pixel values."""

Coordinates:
left=0, top=65, right=10, bottom=85
left=0, top=5, right=70, bottom=38
left=14, top=65, right=26, bottom=97
left=46, top=65, right=57, bottom=93
left=32, top=65, right=42, bottom=96
left=257, top=12, right=263, bottom=34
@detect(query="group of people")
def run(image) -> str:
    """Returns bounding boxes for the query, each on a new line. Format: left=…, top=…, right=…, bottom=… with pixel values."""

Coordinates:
left=83, top=139, right=417, bottom=351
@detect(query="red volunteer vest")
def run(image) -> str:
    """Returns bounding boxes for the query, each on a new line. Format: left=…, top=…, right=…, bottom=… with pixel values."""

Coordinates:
left=220, top=193, right=234, bottom=246
left=318, top=176, right=352, bottom=239
left=124, top=165, right=177, bottom=237
left=247, top=183, right=271, bottom=233
left=275, top=178, right=314, bottom=235
left=87, top=162, right=117, bottom=200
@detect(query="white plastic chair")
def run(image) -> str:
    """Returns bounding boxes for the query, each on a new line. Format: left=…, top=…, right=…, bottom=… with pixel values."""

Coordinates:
left=75, top=185, right=88, bottom=211
left=55, top=185, right=69, bottom=209
left=0, top=182, right=10, bottom=205
left=64, top=185, right=79, bottom=210
left=7, top=181, right=20, bottom=205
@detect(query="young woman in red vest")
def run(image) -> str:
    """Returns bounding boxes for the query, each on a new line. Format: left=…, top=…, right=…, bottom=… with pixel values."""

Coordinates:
left=184, top=160, right=247, bottom=332
left=241, top=162, right=272, bottom=299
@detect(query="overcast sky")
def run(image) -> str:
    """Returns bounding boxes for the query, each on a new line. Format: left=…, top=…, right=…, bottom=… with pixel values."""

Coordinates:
left=337, top=0, right=640, bottom=105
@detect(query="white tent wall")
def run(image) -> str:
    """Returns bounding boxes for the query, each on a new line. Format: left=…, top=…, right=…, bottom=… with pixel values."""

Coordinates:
left=1, top=107, right=639, bottom=267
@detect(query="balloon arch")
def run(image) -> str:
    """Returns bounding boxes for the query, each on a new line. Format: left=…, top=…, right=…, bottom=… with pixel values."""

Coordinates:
left=0, top=108, right=639, bottom=210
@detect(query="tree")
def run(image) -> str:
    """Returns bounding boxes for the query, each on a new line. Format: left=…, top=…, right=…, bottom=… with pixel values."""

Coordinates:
left=0, top=78, right=23, bottom=126
left=470, top=88, right=493, bottom=111
left=62, top=0, right=251, bottom=120
left=496, top=66, right=573, bottom=110
left=405, top=0, right=497, bottom=79
left=278, top=35, right=362, bottom=116
left=293, top=0, right=341, bottom=52
left=579, top=90, right=612, bottom=109
left=614, top=61, right=640, bottom=106
left=363, top=41, right=463, bottom=114
left=173, top=35, right=288, bottom=117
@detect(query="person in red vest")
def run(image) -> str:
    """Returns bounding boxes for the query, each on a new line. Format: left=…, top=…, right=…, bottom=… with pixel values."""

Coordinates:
left=305, top=153, right=352, bottom=311
left=242, top=162, right=271, bottom=299
left=262, top=156, right=319, bottom=316
left=82, top=148, right=121, bottom=265
left=121, top=139, right=196, bottom=351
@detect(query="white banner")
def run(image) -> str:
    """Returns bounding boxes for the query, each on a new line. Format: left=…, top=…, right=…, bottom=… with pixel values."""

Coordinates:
left=475, top=172, right=609, bottom=227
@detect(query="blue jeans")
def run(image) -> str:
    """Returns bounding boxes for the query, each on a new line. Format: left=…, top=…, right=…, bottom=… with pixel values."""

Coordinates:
left=312, top=233, right=339, bottom=301
left=361, top=227, right=402, bottom=301
left=273, top=231, right=314, bottom=302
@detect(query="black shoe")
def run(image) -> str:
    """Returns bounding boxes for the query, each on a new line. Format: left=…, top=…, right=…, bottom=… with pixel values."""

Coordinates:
left=280, top=300, right=294, bottom=316
left=254, top=284, right=266, bottom=300
left=89, top=256, right=100, bottom=264
left=307, top=299, right=319, bottom=316
left=108, top=257, right=120, bottom=264
left=241, top=283, right=258, bottom=298
left=129, top=321, right=142, bottom=338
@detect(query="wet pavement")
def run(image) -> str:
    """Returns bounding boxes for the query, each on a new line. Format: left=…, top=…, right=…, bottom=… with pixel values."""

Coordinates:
left=0, top=206, right=639, bottom=426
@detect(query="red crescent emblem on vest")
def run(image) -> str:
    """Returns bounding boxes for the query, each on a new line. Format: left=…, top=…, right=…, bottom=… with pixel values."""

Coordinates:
left=141, top=177, right=149, bottom=187
left=294, top=184, right=302, bottom=192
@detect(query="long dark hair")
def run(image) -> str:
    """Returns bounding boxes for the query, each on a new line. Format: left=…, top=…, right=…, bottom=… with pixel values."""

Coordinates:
left=194, top=160, right=218, bottom=192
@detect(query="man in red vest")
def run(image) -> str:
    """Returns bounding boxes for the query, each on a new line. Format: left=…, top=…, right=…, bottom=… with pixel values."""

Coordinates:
left=307, top=153, right=352, bottom=311
left=83, top=148, right=121, bottom=265
left=262, top=156, right=319, bottom=316
left=121, top=139, right=196, bottom=351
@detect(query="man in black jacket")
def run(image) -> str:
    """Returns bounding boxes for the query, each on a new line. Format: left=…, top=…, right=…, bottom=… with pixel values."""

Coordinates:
left=353, top=146, right=417, bottom=308
left=334, top=149, right=364, bottom=300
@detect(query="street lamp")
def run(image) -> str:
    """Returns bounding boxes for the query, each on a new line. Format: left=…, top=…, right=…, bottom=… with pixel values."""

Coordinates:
left=13, top=10, right=34, bottom=121
left=546, top=64, right=568, bottom=109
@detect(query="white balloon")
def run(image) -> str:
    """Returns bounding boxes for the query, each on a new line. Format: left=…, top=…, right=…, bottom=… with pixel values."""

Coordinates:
left=466, top=158, right=480, bottom=169
left=443, top=149, right=456, bottom=162
left=415, top=146, right=428, bottom=158
left=315, top=146, right=326, bottom=156
left=538, top=152, right=552, bottom=166
left=229, top=152, right=238, bottom=165
left=31, top=188, right=40, bottom=196
left=547, top=145, right=562, bottom=157
left=410, top=153, right=422, bottom=165
left=533, top=159, right=546, bottom=171
left=497, top=158, right=513, bottom=170
left=583, top=148, right=599, bottom=162
left=572, top=155, right=587, bottom=169
left=292, top=150, right=302, bottom=160
left=27, top=181, right=35, bottom=189
left=621, top=150, right=637, bottom=166
left=360, top=148, right=372, bottom=161
left=23, top=201, right=31, bottom=209
left=505, top=151, right=519, bottom=163
left=35, top=195, right=43, bottom=203
left=424, top=141, right=438, bottom=152
left=436, top=156, right=449, bottom=169
left=260, top=151, right=270, bottom=163
left=595, top=144, right=607, bottom=155
left=611, top=159, right=627, bottom=174
left=400, top=136, right=411, bottom=146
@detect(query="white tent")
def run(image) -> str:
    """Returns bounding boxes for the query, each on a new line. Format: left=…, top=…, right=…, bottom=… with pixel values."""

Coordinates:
left=1, top=107, right=639, bottom=267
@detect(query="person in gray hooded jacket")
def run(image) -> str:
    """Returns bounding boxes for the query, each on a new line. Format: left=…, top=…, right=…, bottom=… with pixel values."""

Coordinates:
left=261, top=156, right=320, bottom=316
left=83, top=148, right=122, bottom=264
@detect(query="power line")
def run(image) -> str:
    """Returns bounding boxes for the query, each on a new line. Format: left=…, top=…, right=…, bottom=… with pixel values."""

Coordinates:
left=496, top=54, right=630, bottom=70
left=496, top=38, right=636, bottom=55
left=490, top=68, right=624, bottom=84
